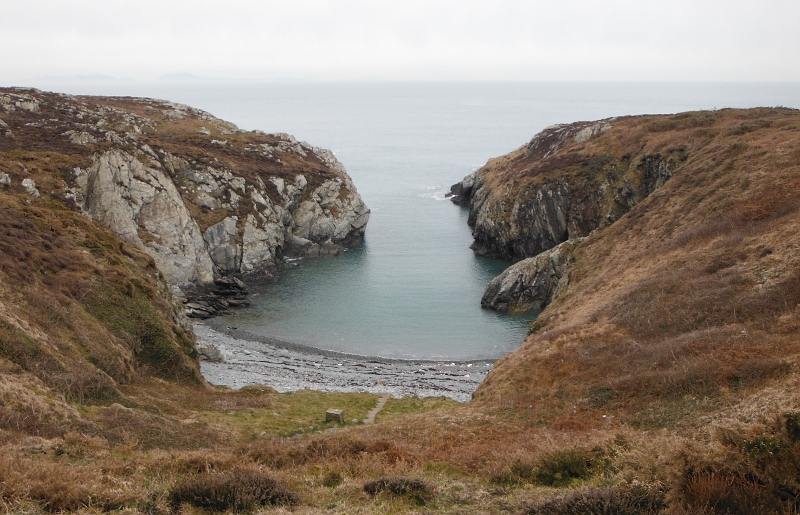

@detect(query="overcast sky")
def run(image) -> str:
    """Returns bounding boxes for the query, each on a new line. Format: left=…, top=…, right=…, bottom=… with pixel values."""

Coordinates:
left=2, top=0, right=798, bottom=83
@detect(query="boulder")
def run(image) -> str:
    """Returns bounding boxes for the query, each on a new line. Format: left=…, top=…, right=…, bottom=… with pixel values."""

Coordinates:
left=481, top=238, right=585, bottom=313
left=195, top=339, right=224, bottom=362
left=21, top=178, right=40, bottom=197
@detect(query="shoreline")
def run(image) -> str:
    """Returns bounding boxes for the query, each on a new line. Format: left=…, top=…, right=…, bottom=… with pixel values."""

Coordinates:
left=194, top=323, right=493, bottom=403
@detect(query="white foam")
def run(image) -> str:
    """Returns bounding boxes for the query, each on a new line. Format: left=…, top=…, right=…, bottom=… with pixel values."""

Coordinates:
left=416, top=185, right=449, bottom=201
left=419, top=191, right=449, bottom=201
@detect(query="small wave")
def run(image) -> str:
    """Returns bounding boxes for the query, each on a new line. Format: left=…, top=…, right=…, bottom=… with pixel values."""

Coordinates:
left=419, top=191, right=449, bottom=201
left=416, top=185, right=450, bottom=201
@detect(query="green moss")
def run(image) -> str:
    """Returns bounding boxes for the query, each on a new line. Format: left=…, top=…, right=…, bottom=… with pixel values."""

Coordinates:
left=84, top=281, right=195, bottom=381
left=197, top=390, right=380, bottom=437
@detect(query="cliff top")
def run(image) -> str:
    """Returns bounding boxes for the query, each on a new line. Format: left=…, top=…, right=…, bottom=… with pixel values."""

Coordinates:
left=0, top=87, right=349, bottom=205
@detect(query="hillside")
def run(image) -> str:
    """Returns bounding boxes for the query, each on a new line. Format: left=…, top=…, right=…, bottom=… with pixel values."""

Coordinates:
left=451, top=108, right=800, bottom=425
left=0, top=86, right=370, bottom=415
left=464, top=108, right=800, bottom=511
left=2, top=96, right=800, bottom=514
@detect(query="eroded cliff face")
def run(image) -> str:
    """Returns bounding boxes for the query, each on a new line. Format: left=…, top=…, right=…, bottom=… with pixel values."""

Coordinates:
left=451, top=117, right=682, bottom=312
left=452, top=119, right=678, bottom=262
left=0, top=88, right=369, bottom=290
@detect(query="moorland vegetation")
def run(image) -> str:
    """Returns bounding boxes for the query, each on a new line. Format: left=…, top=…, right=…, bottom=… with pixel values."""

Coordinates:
left=1, top=91, right=799, bottom=513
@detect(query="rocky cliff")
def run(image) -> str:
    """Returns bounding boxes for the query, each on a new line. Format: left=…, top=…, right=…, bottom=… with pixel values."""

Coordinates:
left=459, top=108, right=800, bottom=421
left=452, top=117, right=683, bottom=312
left=451, top=119, right=675, bottom=263
left=0, top=88, right=369, bottom=292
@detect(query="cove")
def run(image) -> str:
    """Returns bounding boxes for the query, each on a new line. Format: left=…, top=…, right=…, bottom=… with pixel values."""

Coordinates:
left=42, top=81, right=800, bottom=361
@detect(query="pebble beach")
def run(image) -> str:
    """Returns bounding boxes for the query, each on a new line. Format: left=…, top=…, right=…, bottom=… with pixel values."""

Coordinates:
left=194, top=323, right=493, bottom=403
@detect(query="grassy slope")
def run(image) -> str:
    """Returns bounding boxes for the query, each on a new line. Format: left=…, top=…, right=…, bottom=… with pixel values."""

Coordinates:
left=475, top=108, right=800, bottom=425
left=2, top=102, right=800, bottom=513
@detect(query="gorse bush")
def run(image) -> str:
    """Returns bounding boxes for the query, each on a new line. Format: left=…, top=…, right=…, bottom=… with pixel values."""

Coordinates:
left=526, top=484, right=666, bottom=515
left=534, top=448, right=602, bottom=487
left=493, top=447, right=606, bottom=487
left=321, top=469, right=343, bottom=488
left=170, top=470, right=298, bottom=512
left=673, top=412, right=800, bottom=514
left=363, top=476, right=433, bottom=505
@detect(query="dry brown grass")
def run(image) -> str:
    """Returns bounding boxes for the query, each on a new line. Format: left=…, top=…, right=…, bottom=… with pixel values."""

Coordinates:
left=2, top=94, right=800, bottom=512
left=475, top=108, right=800, bottom=427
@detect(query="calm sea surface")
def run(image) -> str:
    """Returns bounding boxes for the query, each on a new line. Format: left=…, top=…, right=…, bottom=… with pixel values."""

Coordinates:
left=38, top=81, right=800, bottom=359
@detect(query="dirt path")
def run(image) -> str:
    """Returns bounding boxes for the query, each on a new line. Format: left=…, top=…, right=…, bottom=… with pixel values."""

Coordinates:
left=363, top=395, right=390, bottom=424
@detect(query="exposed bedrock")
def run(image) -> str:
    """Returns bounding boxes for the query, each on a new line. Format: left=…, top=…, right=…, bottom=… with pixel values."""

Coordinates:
left=12, top=90, right=376, bottom=290
left=481, top=238, right=585, bottom=313
left=0, top=89, right=369, bottom=291
left=72, top=146, right=369, bottom=289
left=451, top=119, right=676, bottom=263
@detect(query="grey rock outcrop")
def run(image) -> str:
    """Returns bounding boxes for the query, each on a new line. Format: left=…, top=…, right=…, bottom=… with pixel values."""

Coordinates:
left=0, top=117, right=13, bottom=138
left=524, top=121, right=611, bottom=160
left=69, top=143, right=369, bottom=288
left=22, top=178, right=40, bottom=197
left=73, top=149, right=215, bottom=286
left=481, top=238, right=585, bottom=313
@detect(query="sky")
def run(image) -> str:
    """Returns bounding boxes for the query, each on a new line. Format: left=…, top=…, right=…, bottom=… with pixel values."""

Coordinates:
left=1, top=0, right=799, bottom=83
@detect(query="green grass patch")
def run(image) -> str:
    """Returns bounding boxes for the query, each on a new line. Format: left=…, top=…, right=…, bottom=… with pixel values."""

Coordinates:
left=377, top=396, right=459, bottom=423
left=83, top=281, right=196, bottom=381
left=198, top=390, right=380, bottom=437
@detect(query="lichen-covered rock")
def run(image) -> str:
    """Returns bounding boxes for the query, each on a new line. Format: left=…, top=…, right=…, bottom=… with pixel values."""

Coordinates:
left=481, top=238, right=585, bottom=313
left=0, top=87, right=369, bottom=290
left=21, top=178, right=40, bottom=197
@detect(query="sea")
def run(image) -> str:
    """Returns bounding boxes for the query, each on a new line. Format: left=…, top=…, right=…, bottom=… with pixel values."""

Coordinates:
left=33, top=80, right=800, bottom=360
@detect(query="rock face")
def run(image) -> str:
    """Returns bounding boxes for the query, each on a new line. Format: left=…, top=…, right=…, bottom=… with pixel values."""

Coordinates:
left=451, top=119, right=678, bottom=262
left=0, top=88, right=369, bottom=290
left=452, top=118, right=681, bottom=312
left=481, top=238, right=585, bottom=313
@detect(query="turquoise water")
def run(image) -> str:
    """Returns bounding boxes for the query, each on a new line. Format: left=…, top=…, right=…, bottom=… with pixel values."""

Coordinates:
left=36, top=81, right=800, bottom=359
